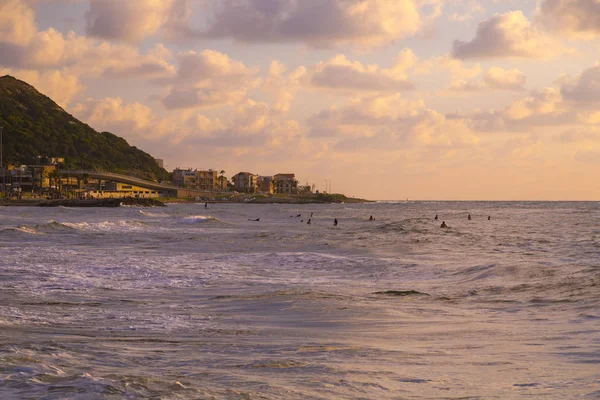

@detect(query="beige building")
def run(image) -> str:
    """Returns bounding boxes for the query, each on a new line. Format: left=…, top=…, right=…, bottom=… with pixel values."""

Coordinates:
left=273, top=173, right=298, bottom=194
left=195, top=169, right=218, bottom=191
left=232, top=172, right=258, bottom=193
left=257, top=176, right=274, bottom=194
left=172, top=168, right=196, bottom=187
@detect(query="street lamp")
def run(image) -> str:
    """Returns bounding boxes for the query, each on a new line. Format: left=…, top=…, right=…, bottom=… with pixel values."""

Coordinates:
left=324, top=179, right=329, bottom=193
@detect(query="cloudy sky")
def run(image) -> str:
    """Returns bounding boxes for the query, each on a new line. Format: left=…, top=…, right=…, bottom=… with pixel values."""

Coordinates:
left=2, top=0, right=600, bottom=200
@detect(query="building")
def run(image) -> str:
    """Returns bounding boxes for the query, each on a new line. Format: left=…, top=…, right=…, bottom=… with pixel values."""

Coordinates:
left=273, top=173, right=298, bottom=194
left=89, top=181, right=160, bottom=198
left=172, top=168, right=196, bottom=187
left=257, top=176, right=274, bottom=194
left=155, top=158, right=164, bottom=168
left=194, top=169, right=218, bottom=191
left=232, top=172, right=258, bottom=193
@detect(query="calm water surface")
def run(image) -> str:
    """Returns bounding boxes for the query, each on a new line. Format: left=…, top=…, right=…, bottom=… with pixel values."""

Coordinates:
left=0, top=201, right=599, bottom=399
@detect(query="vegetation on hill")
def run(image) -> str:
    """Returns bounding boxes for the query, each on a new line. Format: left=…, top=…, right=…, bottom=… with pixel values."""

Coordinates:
left=0, top=75, right=168, bottom=181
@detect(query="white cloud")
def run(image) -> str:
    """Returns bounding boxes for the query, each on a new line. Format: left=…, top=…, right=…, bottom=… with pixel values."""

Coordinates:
left=483, top=67, right=526, bottom=91
left=157, top=50, right=259, bottom=110
left=261, top=61, right=305, bottom=114
left=452, top=11, right=564, bottom=59
left=308, top=94, right=479, bottom=151
left=308, top=51, right=416, bottom=93
left=0, top=0, right=37, bottom=46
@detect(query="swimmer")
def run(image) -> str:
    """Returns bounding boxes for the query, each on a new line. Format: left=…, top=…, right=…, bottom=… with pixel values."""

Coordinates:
left=488, top=215, right=491, bottom=220
left=369, top=215, right=374, bottom=221
left=333, top=218, right=338, bottom=226
left=307, top=219, right=311, bottom=225
left=468, top=214, right=472, bottom=220
left=434, top=214, right=438, bottom=220
left=440, top=221, right=448, bottom=228
left=248, top=218, right=260, bottom=221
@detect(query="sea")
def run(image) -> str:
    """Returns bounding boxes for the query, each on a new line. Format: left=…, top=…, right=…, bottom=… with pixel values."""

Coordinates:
left=0, top=201, right=598, bottom=399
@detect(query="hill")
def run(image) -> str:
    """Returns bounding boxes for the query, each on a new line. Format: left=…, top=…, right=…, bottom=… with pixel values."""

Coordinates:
left=0, top=75, right=168, bottom=181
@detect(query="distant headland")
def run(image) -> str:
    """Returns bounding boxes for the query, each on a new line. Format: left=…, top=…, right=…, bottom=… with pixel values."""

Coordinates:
left=0, top=76, right=368, bottom=206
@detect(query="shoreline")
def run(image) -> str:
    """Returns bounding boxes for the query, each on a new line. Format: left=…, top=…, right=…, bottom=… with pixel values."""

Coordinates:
left=0, top=195, right=372, bottom=207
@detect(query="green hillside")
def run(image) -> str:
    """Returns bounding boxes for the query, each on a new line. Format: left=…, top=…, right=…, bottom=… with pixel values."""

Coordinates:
left=0, top=75, right=168, bottom=181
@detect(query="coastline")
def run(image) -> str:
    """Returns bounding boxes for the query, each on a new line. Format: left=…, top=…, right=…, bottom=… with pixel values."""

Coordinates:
left=0, top=194, right=372, bottom=207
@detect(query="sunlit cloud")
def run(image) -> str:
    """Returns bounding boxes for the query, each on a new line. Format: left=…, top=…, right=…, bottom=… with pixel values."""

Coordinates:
left=452, top=11, right=565, bottom=59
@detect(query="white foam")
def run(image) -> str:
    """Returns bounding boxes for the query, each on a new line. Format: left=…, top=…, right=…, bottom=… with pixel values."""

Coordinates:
left=181, top=215, right=217, bottom=224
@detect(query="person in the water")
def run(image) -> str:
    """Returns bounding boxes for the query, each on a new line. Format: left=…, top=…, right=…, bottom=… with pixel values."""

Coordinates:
left=488, top=215, right=491, bottom=220
left=333, top=218, right=338, bottom=226
left=440, top=221, right=448, bottom=228
left=369, top=215, right=374, bottom=221
left=205, top=202, right=208, bottom=208
left=468, top=214, right=472, bottom=220
left=307, top=219, right=311, bottom=225
left=248, top=218, right=260, bottom=221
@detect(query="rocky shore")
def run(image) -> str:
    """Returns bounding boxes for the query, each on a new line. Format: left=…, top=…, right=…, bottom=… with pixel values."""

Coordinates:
left=1, top=197, right=166, bottom=207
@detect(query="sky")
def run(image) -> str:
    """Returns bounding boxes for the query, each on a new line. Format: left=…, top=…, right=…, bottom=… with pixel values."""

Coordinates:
left=1, top=0, right=600, bottom=200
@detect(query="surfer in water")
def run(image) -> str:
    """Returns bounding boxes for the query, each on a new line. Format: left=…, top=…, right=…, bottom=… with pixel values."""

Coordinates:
left=440, top=221, right=448, bottom=228
left=248, top=218, right=260, bottom=222
left=307, top=219, right=311, bottom=225
left=334, top=218, right=338, bottom=226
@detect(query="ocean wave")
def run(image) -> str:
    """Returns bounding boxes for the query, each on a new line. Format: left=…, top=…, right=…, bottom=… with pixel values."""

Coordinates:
left=180, top=215, right=219, bottom=224
left=62, top=220, right=148, bottom=232
left=139, top=210, right=169, bottom=218
left=1, top=221, right=77, bottom=235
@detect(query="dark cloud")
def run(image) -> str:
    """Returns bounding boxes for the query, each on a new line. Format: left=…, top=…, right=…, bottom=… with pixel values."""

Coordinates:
left=166, top=0, right=421, bottom=48
left=540, top=0, right=600, bottom=38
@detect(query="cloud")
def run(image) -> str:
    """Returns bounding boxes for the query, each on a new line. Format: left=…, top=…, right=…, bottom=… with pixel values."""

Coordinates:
left=448, top=0, right=485, bottom=22
left=261, top=61, right=305, bottom=114
left=307, top=94, right=479, bottom=151
left=71, top=97, right=155, bottom=135
left=186, top=99, right=301, bottom=150
left=560, top=63, right=600, bottom=105
left=85, top=0, right=173, bottom=42
left=452, top=11, right=563, bottom=59
left=71, top=95, right=302, bottom=160
left=167, top=0, right=422, bottom=48
left=0, top=8, right=175, bottom=81
left=308, top=51, right=416, bottom=93
left=539, top=0, right=600, bottom=39
left=158, top=50, right=259, bottom=109
left=0, top=0, right=37, bottom=46
left=483, top=67, right=526, bottom=91
left=451, top=63, right=600, bottom=132
left=2, top=68, right=84, bottom=107
left=449, top=67, right=526, bottom=92
left=452, top=87, right=572, bottom=131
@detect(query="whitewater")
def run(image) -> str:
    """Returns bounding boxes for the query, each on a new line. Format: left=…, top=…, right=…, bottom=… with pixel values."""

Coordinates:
left=0, top=202, right=598, bottom=399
